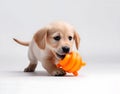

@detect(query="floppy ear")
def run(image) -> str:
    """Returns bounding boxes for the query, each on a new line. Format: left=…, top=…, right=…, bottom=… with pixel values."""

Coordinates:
left=34, top=28, right=48, bottom=49
left=74, top=31, right=80, bottom=50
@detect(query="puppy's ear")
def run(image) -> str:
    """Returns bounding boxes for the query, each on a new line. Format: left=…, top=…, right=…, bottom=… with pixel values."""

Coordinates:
left=34, top=28, right=48, bottom=49
left=74, top=31, right=80, bottom=50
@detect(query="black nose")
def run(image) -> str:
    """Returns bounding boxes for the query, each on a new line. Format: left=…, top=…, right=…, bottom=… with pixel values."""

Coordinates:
left=62, top=46, right=70, bottom=53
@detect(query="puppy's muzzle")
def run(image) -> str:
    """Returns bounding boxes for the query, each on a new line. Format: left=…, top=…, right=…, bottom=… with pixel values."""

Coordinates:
left=56, top=46, right=70, bottom=60
left=62, top=46, right=70, bottom=53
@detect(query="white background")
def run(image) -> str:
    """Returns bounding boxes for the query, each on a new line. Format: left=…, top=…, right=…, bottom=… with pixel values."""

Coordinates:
left=0, top=0, right=120, bottom=94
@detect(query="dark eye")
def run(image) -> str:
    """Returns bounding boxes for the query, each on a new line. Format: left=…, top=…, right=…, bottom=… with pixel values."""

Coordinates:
left=54, top=36, right=61, bottom=41
left=68, top=36, right=72, bottom=41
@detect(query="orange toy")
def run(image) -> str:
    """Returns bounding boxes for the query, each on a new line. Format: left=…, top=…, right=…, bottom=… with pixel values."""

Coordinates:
left=57, top=52, right=86, bottom=76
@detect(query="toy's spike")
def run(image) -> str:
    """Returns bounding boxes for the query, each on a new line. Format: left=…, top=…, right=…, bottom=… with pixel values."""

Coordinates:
left=73, top=71, right=78, bottom=76
left=57, top=64, right=61, bottom=67
left=82, top=62, right=86, bottom=66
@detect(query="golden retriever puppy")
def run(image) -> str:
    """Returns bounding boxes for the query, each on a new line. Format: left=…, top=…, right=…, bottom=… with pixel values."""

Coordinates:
left=13, top=21, right=80, bottom=76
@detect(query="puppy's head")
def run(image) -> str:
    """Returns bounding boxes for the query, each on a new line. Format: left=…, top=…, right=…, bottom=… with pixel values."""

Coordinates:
left=34, top=22, right=80, bottom=60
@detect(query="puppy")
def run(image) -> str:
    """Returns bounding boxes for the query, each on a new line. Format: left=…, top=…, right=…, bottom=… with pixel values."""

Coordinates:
left=13, top=21, right=80, bottom=76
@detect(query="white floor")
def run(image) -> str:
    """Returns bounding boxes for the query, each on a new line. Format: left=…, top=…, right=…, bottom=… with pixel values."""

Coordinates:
left=0, top=55, right=120, bottom=94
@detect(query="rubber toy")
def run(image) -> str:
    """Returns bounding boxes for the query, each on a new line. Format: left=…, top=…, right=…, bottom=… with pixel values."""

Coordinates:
left=57, top=52, right=86, bottom=76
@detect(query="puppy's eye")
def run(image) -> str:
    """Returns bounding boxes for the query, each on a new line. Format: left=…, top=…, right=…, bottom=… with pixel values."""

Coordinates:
left=68, top=36, right=72, bottom=41
left=54, top=36, right=61, bottom=41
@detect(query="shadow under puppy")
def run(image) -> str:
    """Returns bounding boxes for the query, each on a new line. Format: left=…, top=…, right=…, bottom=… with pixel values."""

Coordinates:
left=13, top=21, right=80, bottom=76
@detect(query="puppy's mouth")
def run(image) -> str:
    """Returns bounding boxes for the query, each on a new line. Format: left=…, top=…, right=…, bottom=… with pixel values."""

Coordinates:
left=56, top=53, right=66, bottom=59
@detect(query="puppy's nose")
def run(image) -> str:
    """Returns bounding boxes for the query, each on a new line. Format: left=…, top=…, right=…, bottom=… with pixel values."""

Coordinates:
left=62, top=46, right=70, bottom=53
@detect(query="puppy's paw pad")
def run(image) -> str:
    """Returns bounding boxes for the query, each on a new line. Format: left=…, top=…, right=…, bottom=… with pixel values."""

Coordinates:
left=24, top=67, right=34, bottom=72
left=52, top=68, right=66, bottom=76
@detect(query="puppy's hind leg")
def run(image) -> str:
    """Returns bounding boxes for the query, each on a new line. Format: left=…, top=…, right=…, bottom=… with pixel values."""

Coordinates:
left=24, top=46, right=38, bottom=72
left=24, top=60, right=38, bottom=72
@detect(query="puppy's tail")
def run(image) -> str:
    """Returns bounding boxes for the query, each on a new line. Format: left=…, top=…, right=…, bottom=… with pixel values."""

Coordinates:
left=13, top=38, right=29, bottom=46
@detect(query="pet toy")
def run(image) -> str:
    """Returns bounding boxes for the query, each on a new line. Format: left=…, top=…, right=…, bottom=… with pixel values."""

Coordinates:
left=57, top=52, right=86, bottom=76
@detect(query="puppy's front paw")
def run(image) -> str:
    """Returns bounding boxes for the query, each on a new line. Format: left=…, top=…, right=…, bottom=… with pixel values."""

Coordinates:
left=51, top=68, right=66, bottom=76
